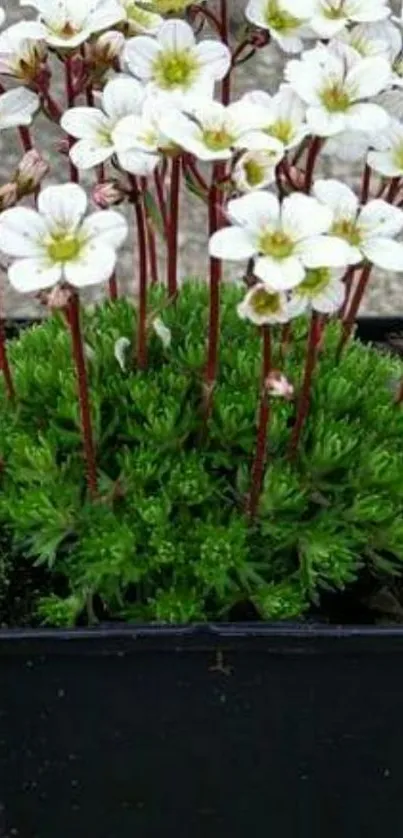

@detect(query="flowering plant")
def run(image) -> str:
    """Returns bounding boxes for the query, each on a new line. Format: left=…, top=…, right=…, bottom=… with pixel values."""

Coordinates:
left=1, top=0, right=403, bottom=626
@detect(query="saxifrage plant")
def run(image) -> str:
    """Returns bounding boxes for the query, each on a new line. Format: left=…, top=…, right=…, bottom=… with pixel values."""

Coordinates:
left=0, top=0, right=403, bottom=626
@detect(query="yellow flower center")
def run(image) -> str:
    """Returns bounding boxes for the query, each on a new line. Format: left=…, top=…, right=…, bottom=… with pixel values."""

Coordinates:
left=244, top=159, right=265, bottom=187
left=47, top=233, right=82, bottom=263
left=152, top=49, right=198, bottom=89
left=320, top=83, right=351, bottom=112
left=202, top=127, right=233, bottom=151
left=151, top=0, right=190, bottom=11
left=51, top=20, right=80, bottom=39
left=331, top=218, right=361, bottom=246
left=268, top=118, right=294, bottom=145
left=251, top=287, right=283, bottom=316
left=297, top=267, right=331, bottom=297
left=264, top=0, right=302, bottom=32
left=322, top=1, right=345, bottom=19
left=259, top=229, right=294, bottom=259
left=97, top=125, right=114, bottom=147
left=392, top=142, right=403, bottom=170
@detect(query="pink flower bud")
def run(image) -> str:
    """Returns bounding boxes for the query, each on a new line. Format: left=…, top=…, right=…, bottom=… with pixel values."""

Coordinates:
left=0, top=182, right=18, bottom=210
left=15, top=149, right=49, bottom=195
left=265, top=371, right=294, bottom=400
left=38, top=285, right=72, bottom=310
left=92, top=180, right=126, bottom=209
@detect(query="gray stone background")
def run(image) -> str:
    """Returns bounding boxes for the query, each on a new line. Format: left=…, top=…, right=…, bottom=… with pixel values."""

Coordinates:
left=1, top=0, right=402, bottom=317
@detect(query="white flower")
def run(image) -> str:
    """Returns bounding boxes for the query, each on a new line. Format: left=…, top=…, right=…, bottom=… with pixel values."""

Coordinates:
left=209, top=191, right=350, bottom=291
left=124, top=18, right=231, bottom=105
left=310, top=0, right=390, bottom=41
left=20, top=0, right=125, bottom=49
left=245, top=0, right=315, bottom=54
left=288, top=267, right=346, bottom=316
left=118, top=0, right=163, bottom=34
left=322, top=130, right=374, bottom=162
left=313, top=178, right=403, bottom=271
left=0, top=7, right=5, bottom=26
left=286, top=43, right=390, bottom=136
left=0, top=87, right=39, bottom=131
left=337, top=20, right=400, bottom=60
left=0, top=183, right=128, bottom=293
left=112, top=96, right=165, bottom=174
left=233, top=146, right=284, bottom=193
left=0, top=21, right=47, bottom=81
left=159, top=99, right=274, bottom=162
left=238, top=283, right=290, bottom=325
left=61, top=76, right=145, bottom=169
left=367, top=117, right=403, bottom=176
left=241, top=85, right=309, bottom=151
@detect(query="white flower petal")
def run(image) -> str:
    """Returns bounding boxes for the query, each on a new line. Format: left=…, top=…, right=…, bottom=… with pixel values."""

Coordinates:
left=306, top=106, right=347, bottom=137
left=102, top=76, right=145, bottom=120
left=227, top=191, right=280, bottom=231
left=70, top=139, right=113, bottom=169
left=297, top=235, right=351, bottom=268
left=195, top=39, right=231, bottom=80
left=81, top=210, right=128, bottom=250
left=313, top=179, right=359, bottom=220
left=124, top=35, right=160, bottom=80
left=346, top=103, right=389, bottom=133
left=254, top=255, right=305, bottom=290
left=61, top=107, right=107, bottom=140
left=117, top=148, right=159, bottom=175
left=8, top=257, right=61, bottom=292
left=64, top=242, right=117, bottom=287
left=0, top=87, right=39, bottom=129
left=360, top=199, right=403, bottom=237
left=314, top=279, right=346, bottom=314
left=158, top=19, right=195, bottom=51
left=0, top=207, right=46, bottom=257
left=361, top=237, right=403, bottom=270
left=346, top=56, right=391, bottom=99
left=38, top=183, right=87, bottom=233
left=209, top=227, right=256, bottom=260
left=282, top=193, right=332, bottom=240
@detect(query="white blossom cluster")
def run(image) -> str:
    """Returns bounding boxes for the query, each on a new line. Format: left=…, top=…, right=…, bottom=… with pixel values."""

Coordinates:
left=0, top=0, right=402, bottom=323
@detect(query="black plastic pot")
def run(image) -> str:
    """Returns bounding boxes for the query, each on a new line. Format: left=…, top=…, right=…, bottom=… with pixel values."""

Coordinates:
left=1, top=317, right=403, bottom=838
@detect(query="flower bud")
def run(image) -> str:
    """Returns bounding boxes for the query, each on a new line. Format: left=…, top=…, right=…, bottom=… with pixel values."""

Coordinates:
left=92, top=180, right=126, bottom=209
left=0, top=182, right=18, bottom=210
left=37, top=285, right=72, bottom=310
left=15, top=149, right=49, bottom=196
left=93, top=30, right=125, bottom=66
left=265, top=371, right=294, bottom=400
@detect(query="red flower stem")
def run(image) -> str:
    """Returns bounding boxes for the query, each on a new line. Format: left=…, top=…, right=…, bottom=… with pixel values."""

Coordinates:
left=336, top=263, right=372, bottom=360
left=65, top=55, right=79, bottom=183
left=0, top=320, right=15, bottom=401
left=141, top=176, right=158, bottom=285
left=280, top=322, right=292, bottom=362
left=289, top=312, right=322, bottom=460
left=129, top=176, right=148, bottom=369
left=167, top=155, right=181, bottom=299
left=220, top=0, right=231, bottom=105
left=18, top=126, right=33, bottom=152
left=108, top=273, right=118, bottom=300
left=66, top=295, right=97, bottom=498
left=183, top=156, right=209, bottom=194
left=247, top=326, right=272, bottom=519
left=154, top=168, right=169, bottom=238
left=304, top=137, right=322, bottom=194
left=385, top=177, right=401, bottom=204
left=203, top=161, right=226, bottom=422
left=338, top=265, right=356, bottom=320
left=396, top=379, right=403, bottom=405
left=360, top=163, right=372, bottom=203
left=191, top=4, right=222, bottom=34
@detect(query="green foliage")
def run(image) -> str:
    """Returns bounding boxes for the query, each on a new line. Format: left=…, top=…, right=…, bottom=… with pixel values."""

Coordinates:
left=1, top=281, right=403, bottom=627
